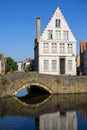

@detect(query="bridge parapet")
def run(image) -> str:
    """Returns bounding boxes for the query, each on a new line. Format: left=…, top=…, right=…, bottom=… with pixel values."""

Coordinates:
left=0, top=72, right=87, bottom=97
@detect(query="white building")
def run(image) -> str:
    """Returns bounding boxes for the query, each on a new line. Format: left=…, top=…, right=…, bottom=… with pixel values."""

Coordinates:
left=0, top=54, right=6, bottom=75
left=34, top=7, right=76, bottom=75
left=17, top=58, right=33, bottom=72
left=17, top=61, right=23, bottom=71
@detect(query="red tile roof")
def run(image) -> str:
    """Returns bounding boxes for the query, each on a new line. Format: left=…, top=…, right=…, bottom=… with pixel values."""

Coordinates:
left=80, top=42, right=87, bottom=53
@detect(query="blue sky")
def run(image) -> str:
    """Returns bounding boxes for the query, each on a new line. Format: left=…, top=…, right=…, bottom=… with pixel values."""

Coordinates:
left=0, top=0, right=87, bottom=61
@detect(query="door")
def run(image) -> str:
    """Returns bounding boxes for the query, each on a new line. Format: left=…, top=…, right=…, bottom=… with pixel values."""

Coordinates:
left=60, top=58, right=65, bottom=74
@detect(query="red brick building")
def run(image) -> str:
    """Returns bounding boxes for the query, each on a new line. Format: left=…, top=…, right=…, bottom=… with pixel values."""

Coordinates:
left=80, top=42, right=87, bottom=75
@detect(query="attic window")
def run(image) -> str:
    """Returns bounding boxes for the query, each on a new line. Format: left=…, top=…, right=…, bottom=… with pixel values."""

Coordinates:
left=63, top=31, right=68, bottom=40
left=55, top=19, right=61, bottom=28
left=48, top=30, right=53, bottom=39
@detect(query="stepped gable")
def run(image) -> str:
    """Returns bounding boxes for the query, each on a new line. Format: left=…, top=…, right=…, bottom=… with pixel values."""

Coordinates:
left=40, top=7, right=76, bottom=42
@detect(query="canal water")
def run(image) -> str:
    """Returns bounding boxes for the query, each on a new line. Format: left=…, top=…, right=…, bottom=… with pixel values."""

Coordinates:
left=0, top=88, right=87, bottom=130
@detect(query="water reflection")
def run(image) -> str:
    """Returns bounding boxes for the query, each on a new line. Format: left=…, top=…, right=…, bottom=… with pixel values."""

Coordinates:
left=17, top=93, right=50, bottom=105
left=39, top=111, right=77, bottom=130
left=0, top=94, right=87, bottom=130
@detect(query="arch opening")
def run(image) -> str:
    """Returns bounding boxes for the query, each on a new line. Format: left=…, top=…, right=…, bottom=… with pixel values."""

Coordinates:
left=14, top=83, right=52, bottom=105
left=15, top=85, right=51, bottom=106
left=14, top=82, right=53, bottom=97
left=30, top=85, right=50, bottom=95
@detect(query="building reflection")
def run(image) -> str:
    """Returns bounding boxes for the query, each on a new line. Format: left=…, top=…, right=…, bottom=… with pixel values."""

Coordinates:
left=39, top=111, right=77, bottom=130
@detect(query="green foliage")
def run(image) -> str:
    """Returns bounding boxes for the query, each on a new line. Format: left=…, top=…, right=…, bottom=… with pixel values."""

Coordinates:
left=25, top=64, right=33, bottom=72
left=5, top=57, right=18, bottom=72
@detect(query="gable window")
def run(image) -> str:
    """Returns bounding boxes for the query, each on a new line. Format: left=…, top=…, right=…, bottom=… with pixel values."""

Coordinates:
left=52, top=60, right=57, bottom=71
left=55, top=19, right=61, bottom=28
left=48, top=30, right=53, bottom=39
left=63, top=31, right=68, bottom=40
left=43, top=43, right=49, bottom=53
left=68, top=60, right=72, bottom=71
left=51, top=43, right=57, bottom=53
left=55, top=30, right=61, bottom=40
left=60, top=43, right=65, bottom=53
left=68, top=43, right=72, bottom=53
left=43, top=60, right=49, bottom=71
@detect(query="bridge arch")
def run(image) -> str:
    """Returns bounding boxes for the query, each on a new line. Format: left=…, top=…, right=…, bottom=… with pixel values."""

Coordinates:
left=13, top=82, right=53, bottom=96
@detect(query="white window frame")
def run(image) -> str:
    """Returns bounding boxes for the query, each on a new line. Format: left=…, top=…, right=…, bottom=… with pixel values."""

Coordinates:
left=52, top=60, right=57, bottom=72
left=63, top=31, right=68, bottom=40
left=43, top=60, right=49, bottom=72
left=43, top=43, right=49, bottom=53
left=55, top=30, right=61, bottom=40
left=67, top=43, right=72, bottom=53
left=60, top=43, right=65, bottom=53
left=48, top=30, right=53, bottom=40
left=51, top=43, right=57, bottom=53
left=55, top=19, right=61, bottom=28
left=68, top=60, right=72, bottom=71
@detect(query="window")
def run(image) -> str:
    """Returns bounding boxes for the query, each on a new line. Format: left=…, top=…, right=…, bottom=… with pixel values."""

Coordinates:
left=55, top=19, right=61, bottom=28
left=68, top=60, right=72, bottom=71
left=63, top=31, right=68, bottom=40
left=51, top=43, right=57, bottom=53
left=43, top=43, right=49, bottom=53
left=52, top=60, right=57, bottom=71
left=85, top=55, right=87, bottom=65
left=43, top=60, right=49, bottom=71
left=48, top=30, right=53, bottom=39
left=60, top=43, right=65, bottom=53
left=55, top=30, right=61, bottom=40
left=68, top=43, right=72, bottom=53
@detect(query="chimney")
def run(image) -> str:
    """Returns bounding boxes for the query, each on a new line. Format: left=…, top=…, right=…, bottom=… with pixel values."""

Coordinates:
left=36, top=17, right=40, bottom=42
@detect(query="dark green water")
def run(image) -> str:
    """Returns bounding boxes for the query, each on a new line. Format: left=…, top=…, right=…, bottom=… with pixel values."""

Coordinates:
left=0, top=88, right=87, bottom=130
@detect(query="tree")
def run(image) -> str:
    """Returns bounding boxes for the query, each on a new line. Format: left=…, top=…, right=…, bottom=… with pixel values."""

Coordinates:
left=25, top=64, right=33, bottom=72
left=5, top=57, right=18, bottom=72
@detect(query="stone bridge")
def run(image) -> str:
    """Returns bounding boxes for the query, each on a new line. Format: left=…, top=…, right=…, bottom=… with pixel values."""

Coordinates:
left=0, top=72, right=87, bottom=97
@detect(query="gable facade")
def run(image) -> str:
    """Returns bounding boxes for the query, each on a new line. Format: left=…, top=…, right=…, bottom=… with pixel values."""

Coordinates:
left=34, top=7, right=76, bottom=75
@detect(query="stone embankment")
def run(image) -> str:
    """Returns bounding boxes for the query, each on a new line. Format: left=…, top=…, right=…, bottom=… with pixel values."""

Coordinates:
left=0, top=72, right=87, bottom=97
